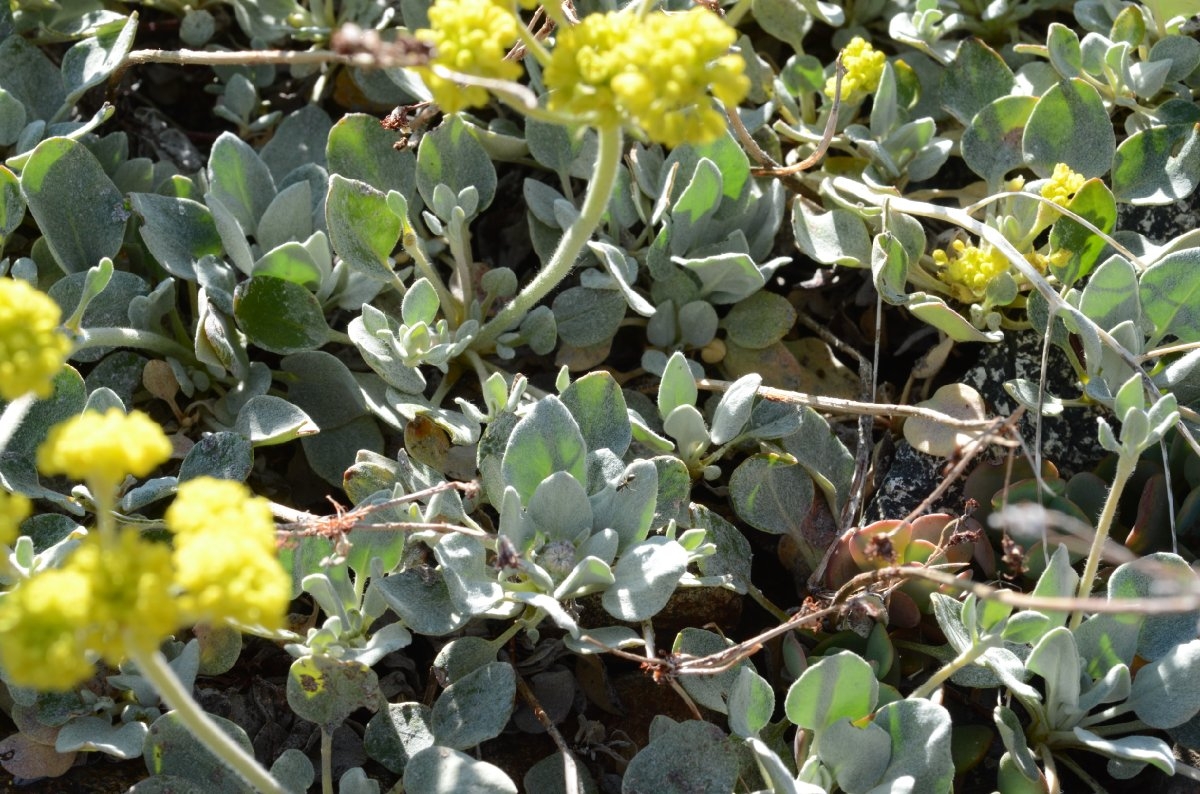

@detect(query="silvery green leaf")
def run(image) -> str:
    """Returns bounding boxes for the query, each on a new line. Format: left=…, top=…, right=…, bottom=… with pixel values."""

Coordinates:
left=20, top=137, right=126, bottom=273
left=785, top=650, right=878, bottom=731
left=402, top=277, right=440, bottom=327
left=120, top=476, right=177, bottom=513
left=436, top=633, right=496, bottom=686
left=498, top=485, right=534, bottom=553
left=1109, top=553, right=1200, bottom=661
left=746, top=736, right=816, bottom=794
left=589, top=241, right=654, bottom=316
left=252, top=241, right=323, bottom=290
left=326, top=174, right=402, bottom=283
left=364, top=703, right=434, bottom=776
left=729, top=453, right=814, bottom=536
left=1129, top=639, right=1200, bottom=728
left=206, top=130, right=275, bottom=230
left=1070, top=728, right=1175, bottom=775
left=337, top=767, right=378, bottom=794
left=931, top=593, right=971, bottom=654
left=1026, top=628, right=1082, bottom=727
left=1144, top=393, right=1180, bottom=446
left=646, top=300, right=678, bottom=348
left=869, top=699, right=955, bottom=793
left=590, top=462, right=659, bottom=551
left=327, top=113, right=416, bottom=198
left=523, top=752, right=598, bottom=794
left=1139, top=248, right=1200, bottom=345
left=658, top=351, right=698, bottom=419
left=1113, top=374, right=1145, bottom=423
left=143, top=711, right=255, bottom=792
left=416, top=115, right=496, bottom=215
left=282, top=351, right=367, bottom=429
left=994, top=705, right=1040, bottom=782
left=501, top=396, right=587, bottom=503
left=553, top=556, right=614, bottom=602
left=621, top=721, right=740, bottom=794
left=348, top=622, right=413, bottom=668
left=576, top=527, right=618, bottom=566
left=690, top=504, right=752, bottom=594
left=1022, top=78, right=1114, bottom=179
left=561, top=371, right=631, bottom=457
left=374, top=568, right=470, bottom=636
left=508, top=590, right=581, bottom=635
left=404, top=746, right=516, bottom=794
left=348, top=312, right=427, bottom=394
left=551, top=285, right=625, bottom=347
left=1074, top=612, right=1140, bottom=679
left=233, top=275, right=330, bottom=354
left=816, top=717, right=891, bottom=793
left=55, top=716, right=147, bottom=759
left=178, top=431, right=253, bottom=483
left=130, top=194, right=221, bottom=280
left=434, top=533, right=502, bottom=615
left=710, top=374, right=761, bottom=445
left=678, top=300, right=719, bottom=348
left=727, top=667, right=774, bottom=739
left=674, top=252, right=768, bottom=304
left=528, top=471, right=592, bottom=542
left=668, top=158, right=722, bottom=254
left=1076, top=662, right=1130, bottom=715
left=286, top=655, right=381, bottom=734
left=234, top=395, right=318, bottom=446
left=1002, top=612, right=1052, bottom=645
left=1097, top=417, right=1121, bottom=453
left=256, top=180, right=313, bottom=253
left=59, top=15, right=137, bottom=111
left=431, top=661, right=515, bottom=750
left=1113, top=116, right=1200, bottom=203
left=270, top=748, right=315, bottom=794
left=601, top=537, right=688, bottom=621
left=780, top=408, right=855, bottom=515
left=662, top=404, right=709, bottom=461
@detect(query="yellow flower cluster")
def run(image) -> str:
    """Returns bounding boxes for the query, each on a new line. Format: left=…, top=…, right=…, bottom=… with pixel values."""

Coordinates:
left=1040, top=162, right=1086, bottom=207
left=1025, top=248, right=1071, bottom=274
left=0, top=477, right=290, bottom=691
left=37, top=408, right=173, bottom=490
left=545, top=8, right=748, bottom=147
left=167, top=478, right=290, bottom=628
left=933, top=238, right=1010, bottom=301
left=0, top=490, right=30, bottom=547
left=0, top=278, right=72, bottom=401
left=417, top=0, right=523, bottom=113
left=826, top=36, right=887, bottom=102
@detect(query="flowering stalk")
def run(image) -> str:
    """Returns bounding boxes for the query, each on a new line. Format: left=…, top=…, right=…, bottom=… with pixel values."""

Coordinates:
left=0, top=394, right=35, bottom=458
left=129, top=644, right=285, bottom=794
left=472, top=124, right=623, bottom=352
left=1070, top=453, right=1137, bottom=629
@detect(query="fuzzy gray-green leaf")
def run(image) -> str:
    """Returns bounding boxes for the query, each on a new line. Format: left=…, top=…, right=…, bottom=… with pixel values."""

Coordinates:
left=20, top=137, right=125, bottom=273
left=431, top=662, right=516, bottom=750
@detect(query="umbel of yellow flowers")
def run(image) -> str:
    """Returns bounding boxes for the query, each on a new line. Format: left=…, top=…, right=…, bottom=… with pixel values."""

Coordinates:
left=0, top=409, right=290, bottom=691
left=0, top=278, right=72, bottom=402
left=417, top=2, right=749, bottom=148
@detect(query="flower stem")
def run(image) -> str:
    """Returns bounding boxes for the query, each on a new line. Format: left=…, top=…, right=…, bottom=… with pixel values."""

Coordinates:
left=472, top=124, right=623, bottom=352
left=129, top=645, right=285, bottom=794
left=1070, top=453, right=1136, bottom=629
left=321, top=728, right=334, bottom=794
left=0, top=393, right=35, bottom=457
